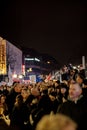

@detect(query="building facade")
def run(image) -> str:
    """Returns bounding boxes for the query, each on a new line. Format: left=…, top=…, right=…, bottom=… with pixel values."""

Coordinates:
left=22, top=48, right=59, bottom=81
left=0, top=37, right=22, bottom=82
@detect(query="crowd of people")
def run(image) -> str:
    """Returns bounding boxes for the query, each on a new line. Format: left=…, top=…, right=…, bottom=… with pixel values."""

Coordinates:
left=0, top=68, right=87, bottom=130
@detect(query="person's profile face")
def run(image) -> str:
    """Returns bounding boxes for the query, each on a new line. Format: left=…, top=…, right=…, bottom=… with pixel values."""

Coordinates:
left=76, top=76, right=83, bottom=84
left=69, top=83, right=82, bottom=100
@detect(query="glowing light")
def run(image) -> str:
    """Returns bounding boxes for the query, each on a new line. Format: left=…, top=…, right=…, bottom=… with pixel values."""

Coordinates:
left=78, top=65, right=80, bottom=68
left=25, top=58, right=34, bottom=61
left=13, top=74, right=17, bottom=78
left=25, top=57, right=40, bottom=62
left=47, top=61, right=50, bottom=64
left=22, top=65, right=25, bottom=75
left=35, top=58, right=40, bottom=62
left=18, top=75, right=23, bottom=79
left=0, top=39, right=7, bottom=74
left=27, top=68, right=32, bottom=72
left=73, top=66, right=76, bottom=69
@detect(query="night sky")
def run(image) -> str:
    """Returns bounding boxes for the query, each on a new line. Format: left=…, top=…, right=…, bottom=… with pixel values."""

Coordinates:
left=0, top=1, right=87, bottom=66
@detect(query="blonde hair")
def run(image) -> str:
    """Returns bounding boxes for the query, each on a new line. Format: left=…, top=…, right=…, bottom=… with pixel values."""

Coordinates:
left=36, top=114, right=77, bottom=130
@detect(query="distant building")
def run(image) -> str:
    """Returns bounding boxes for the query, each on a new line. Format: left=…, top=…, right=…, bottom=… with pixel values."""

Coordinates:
left=0, top=37, right=59, bottom=82
left=6, top=40, right=22, bottom=75
left=0, top=37, right=22, bottom=81
left=22, top=47, right=59, bottom=78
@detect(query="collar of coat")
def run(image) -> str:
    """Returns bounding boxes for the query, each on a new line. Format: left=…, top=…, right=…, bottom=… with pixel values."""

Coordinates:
left=68, top=95, right=83, bottom=104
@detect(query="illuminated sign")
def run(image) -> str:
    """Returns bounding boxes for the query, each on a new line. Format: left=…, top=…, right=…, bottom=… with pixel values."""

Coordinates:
left=25, top=57, right=40, bottom=62
left=0, top=38, right=7, bottom=75
left=22, top=65, right=25, bottom=75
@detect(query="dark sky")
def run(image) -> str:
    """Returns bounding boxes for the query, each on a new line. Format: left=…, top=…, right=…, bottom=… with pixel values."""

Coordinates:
left=0, top=1, right=87, bottom=66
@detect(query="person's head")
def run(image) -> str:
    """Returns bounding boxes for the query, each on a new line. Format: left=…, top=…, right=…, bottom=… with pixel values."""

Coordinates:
left=15, top=94, right=23, bottom=106
left=21, top=89, right=30, bottom=101
left=75, top=74, right=84, bottom=85
left=14, top=83, right=22, bottom=93
left=36, top=114, right=77, bottom=130
left=0, top=94, right=6, bottom=104
left=69, top=82, right=82, bottom=101
left=60, top=83, right=68, bottom=94
left=70, top=69, right=75, bottom=76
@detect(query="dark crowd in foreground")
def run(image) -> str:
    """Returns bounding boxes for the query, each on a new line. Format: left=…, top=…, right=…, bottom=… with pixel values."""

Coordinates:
left=0, top=68, right=87, bottom=130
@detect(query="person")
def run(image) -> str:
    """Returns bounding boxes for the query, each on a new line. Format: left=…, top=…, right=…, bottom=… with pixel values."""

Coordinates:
left=75, top=74, right=84, bottom=86
left=36, top=114, right=77, bottom=130
left=58, top=83, right=68, bottom=103
left=10, top=94, right=29, bottom=130
left=0, top=94, right=8, bottom=116
left=6, top=82, right=22, bottom=114
left=0, top=94, right=10, bottom=126
left=57, top=82, right=87, bottom=130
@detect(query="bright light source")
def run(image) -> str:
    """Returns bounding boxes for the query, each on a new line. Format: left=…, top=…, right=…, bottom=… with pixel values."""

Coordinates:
left=13, top=74, right=17, bottom=78
left=18, top=75, right=23, bottom=79
left=25, top=58, right=34, bottom=61
left=47, top=61, right=50, bottom=64
left=35, top=58, right=40, bottom=62
left=27, top=68, right=32, bottom=72
left=29, top=68, right=32, bottom=72
left=73, top=66, right=76, bottom=69
left=78, top=65, right=80, bottom=68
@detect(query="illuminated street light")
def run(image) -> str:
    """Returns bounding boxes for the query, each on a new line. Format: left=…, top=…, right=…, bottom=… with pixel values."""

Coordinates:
left=13, top=74, right=17, bottom=78
left=47, top=61, right=50, bottom=64
left=18, top=75, right=23, bottom=79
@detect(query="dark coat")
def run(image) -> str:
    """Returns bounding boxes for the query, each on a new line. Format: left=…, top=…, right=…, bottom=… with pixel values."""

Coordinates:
left=10, top=103, right=29, bottom=130
left=6, top=88, right=19, bottom=113
left=57, top=96, right=87, bottom=130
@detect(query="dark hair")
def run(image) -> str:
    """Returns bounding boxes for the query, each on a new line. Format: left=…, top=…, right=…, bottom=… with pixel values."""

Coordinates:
left=16, top=94, right=23, bottom=106
left=56, top=80, right=60, bottom=84
left=59, top=83, right=68, bottom=90
left=50, top=92, right=57, bottom=97
left=42, top=89, right=48, bottom=95
left=0, top=94, right=6, bottom=99
left=83, top=79, right=87, bottom=85
left=75, top=73, right=84, bottom=81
